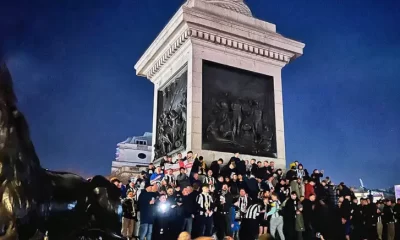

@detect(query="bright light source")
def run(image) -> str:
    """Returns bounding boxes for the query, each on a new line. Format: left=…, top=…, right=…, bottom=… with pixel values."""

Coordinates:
left=159, top=203, right=168, bottom=212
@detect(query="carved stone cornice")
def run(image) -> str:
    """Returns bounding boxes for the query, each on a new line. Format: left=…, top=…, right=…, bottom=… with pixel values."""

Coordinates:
left=188, top=28, right=293, bottom=62
left=147, top=30, right=191, bottom=78
left=146, top=28, right=294, bottom=78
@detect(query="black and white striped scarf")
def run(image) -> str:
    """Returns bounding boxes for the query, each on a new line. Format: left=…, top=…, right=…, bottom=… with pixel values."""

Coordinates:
left=296, top=169, right=305, bottom=179
left=239, top=196, right=249, bottom=213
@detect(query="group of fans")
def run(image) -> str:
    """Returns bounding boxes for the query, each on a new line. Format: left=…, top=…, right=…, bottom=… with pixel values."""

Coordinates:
left=111, top=151, right=400, bottom=240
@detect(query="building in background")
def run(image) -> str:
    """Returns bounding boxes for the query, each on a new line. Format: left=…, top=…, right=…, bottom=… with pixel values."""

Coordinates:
left=110, top=132, right=152, bottom=182
left=352, top=186, right=396, bottom=202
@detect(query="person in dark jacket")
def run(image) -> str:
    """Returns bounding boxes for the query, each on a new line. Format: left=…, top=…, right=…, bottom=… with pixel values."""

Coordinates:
left=229, top=153, right=241, bottom=166
left=215, top=183, right=234, bottom=239
left=337, top=183, right=352, bottom=198
left=210, top=158, right=223, bottom=178
left=236, top=174, right=248, bottom=195
left=236, top=159, right=247, bottom=177
left=364, top=198, right=379, bottom=240
left=230, top=174, right=239, bottom=197
left=190, top=173, right=202, bottom=186
left=189, top=153, right=201, bottom=176
left=302, top=194, right=316, bottom=240
left=283, top=191, right=299, bottom=240
left=250, top=159, right=258, bottom=177
left=160, top=155, right=168, bottom=171
left=327, top=183, right=337, bottom=206
left=138, top=183, right=158, bottom=240
left=255, top=161, right=267, bottom=180
left=168, top=187, right=183, bottom=239
left=382, top=199, right=396, bottom=240
left=266, top=161, right=275, bottom=174
left=394, top=198, right=400, bottom=240
left=176, top=167, right=190, bottom=188
left=275, top=178, right=288, bottom=203
left=335, top=196, right=351, bottom=240
left=350, top=198, right=364, bottom=240
left=122, top=190, right=137, bottom=239
left=285, top=165, right=297, bottom=182
left=315, top=180, right=329, bottom=204
left=220, top=160, right=236, bottom=179
left=215, top=176, right=225, bottom=194
left=310, top=169, right=324, bottom=184
left=181, top=187, right=196, bottom=234
left=153, top=194, right=176, bottom=240
left=245, top=175, right=259, bottom=201
left=147, top=163, right=155, bottom=178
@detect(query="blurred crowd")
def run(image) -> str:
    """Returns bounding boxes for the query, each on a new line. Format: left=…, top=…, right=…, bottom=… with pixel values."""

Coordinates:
left=110, top=151, right=400, bottom=240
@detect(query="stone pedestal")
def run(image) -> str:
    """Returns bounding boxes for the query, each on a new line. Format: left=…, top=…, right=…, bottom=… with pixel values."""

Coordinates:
left=134, top=0, right=305, bottom=169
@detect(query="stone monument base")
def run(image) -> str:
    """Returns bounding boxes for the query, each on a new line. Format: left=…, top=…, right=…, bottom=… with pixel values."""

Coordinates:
left=135, top=0, right=305, bottom=171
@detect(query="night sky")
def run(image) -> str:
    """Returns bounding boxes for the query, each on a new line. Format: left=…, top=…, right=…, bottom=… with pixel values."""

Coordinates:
left=1, top=0, right=399, bottom=188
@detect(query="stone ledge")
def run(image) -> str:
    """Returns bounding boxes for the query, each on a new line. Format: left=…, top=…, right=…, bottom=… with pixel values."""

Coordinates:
left=146, top=28, right=295, bottom=78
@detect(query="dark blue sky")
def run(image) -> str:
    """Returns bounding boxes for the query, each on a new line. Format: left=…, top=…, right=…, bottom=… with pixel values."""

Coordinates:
left=1, top=0, right=399, bottom=188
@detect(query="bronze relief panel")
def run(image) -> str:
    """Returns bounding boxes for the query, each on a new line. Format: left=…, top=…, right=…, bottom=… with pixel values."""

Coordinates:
left=202, top=61, right=277, bottom=158
left=154, top=70, right=187, bottom=160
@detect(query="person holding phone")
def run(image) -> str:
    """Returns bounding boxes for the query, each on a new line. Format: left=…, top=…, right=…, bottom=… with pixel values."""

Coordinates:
left=138, top=182, right=158, bottom=240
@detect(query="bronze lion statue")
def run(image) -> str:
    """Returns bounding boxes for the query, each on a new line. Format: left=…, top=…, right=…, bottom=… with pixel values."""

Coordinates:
left=0, top=62, right=124, bottom=240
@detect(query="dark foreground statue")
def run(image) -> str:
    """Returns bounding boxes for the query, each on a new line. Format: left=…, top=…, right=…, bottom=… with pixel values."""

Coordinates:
left=0, top=62, right=124, bottom=240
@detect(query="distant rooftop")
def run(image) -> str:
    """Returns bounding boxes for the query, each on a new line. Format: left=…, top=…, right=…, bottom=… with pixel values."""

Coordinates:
left=119, top=132, right=152, bottom=146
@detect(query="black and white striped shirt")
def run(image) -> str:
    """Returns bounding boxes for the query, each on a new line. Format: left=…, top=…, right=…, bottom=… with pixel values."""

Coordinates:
left=244, top=204, right=261, bottom=220
left=203, top=176, right=215, bottom=186
left=196, top=193, right=213, bottom=217
left=163, top=174, right=176, bottom=186
left=238, top=196, right=250, bottom=213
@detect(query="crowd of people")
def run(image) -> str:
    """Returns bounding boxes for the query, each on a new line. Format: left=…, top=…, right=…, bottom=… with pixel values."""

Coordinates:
left=110, top=151, right=400, bottom=240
